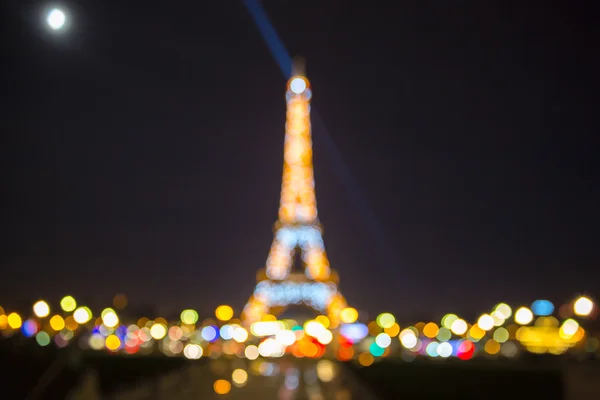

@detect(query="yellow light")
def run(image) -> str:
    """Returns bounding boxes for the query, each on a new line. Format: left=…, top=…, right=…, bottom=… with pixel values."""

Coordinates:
left=49, top=315, right=65, bottom=331
left=105, top=335, right=121, bottom=351
left=180, top=309, right=199, bottom=324
left=214, top=379, right=231, bottom=395
left=7, top=312, right=22, bottom=329
left=215, top=305, right=234, bottom=322
left=514, top=307, right=533, bottom=325
left=33, top=300, right=50, bottom=318
left=315, top=315, right=330, bottom=329
left=376, top=313, right=395, bottom=329
left=477, top=314, right=495, bottom=331
left=468, top=324, right=486, bottom=341
left=60, top=296, right=77, bottom=312
left=0, top=315, right=7, bottom=330
left=574, top=296, right=594, bottom=317
left=150, top=323, right=167, bottom=340
left=73, top=307, right=92, bottom=324
left=231, top=369, right=248, bottom=387
left=340, top=307, right=358, bottom=324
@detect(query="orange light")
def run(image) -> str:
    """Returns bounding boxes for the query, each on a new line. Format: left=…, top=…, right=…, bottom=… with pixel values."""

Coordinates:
left=214, top=380, right=231, bottom=395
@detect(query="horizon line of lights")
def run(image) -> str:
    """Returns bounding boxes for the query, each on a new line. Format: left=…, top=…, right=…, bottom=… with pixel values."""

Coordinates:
left=0, top=294, right=597, bottom=364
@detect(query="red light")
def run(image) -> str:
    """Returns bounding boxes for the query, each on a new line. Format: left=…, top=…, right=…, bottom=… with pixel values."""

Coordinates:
left=457, top=340, right=474, bottom=360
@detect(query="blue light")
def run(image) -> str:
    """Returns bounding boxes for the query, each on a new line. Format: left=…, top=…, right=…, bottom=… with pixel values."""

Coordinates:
left=220, top=325, right=234, bottom=340
left=201, top=326, right=218, bottom=342
left=426, top=342, right=439, bottom=357
left=531, top=300, right=554, bottom=316
left=340, top=323, right=368, bottom=343
left=116, top=325, right=127, bottom=338
left=369, top=342, right=385, bottom=357
left=22, top=320, right=38, bottom=337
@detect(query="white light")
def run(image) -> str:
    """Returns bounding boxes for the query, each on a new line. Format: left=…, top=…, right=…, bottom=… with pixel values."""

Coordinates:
left=102, top=311, right=119, bottom=328
left=514, top=307, right=534, bottom=325
left=437, top=342, right=453, bottom=358
left=183, top=343, right=203, bottom=359
left=574, top=296, right=594, bottom=316
left=375, top=333, right=392, bottom=348
left=399, top=329, right=417, bottom=349
left=47, top=9, right=66, bottom=30
left=290, top=78, right=307, bottom=94
left=450, top=319, right=468, bottom=335
left=275, top=330, right=296, bottom=346
left=477, top=314, right=495, bottom=331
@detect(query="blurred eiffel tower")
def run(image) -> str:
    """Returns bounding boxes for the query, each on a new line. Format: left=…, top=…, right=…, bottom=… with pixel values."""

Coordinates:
left=242, top=58, right=348, bottom=327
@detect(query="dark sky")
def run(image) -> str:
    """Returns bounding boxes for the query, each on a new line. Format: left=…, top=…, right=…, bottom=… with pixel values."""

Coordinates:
left=2, top=1, right=599, bottom=320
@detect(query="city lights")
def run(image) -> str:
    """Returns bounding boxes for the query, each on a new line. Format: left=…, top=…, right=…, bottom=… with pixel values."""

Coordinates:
left=0, top=59, right=596, bottom=389
left=0, top=291, right=595, bottom=368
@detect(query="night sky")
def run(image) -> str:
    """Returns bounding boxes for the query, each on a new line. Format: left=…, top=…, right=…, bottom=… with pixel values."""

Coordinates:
left=2, top=1, right=599, bottom=320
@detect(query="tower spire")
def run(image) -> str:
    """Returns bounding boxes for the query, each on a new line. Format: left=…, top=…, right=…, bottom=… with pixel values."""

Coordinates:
left=279, top=56, right=317, bottom=225
left=291, top=56, right=306, bottom=77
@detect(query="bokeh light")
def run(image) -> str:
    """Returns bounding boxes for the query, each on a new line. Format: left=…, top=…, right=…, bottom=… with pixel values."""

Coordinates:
left=214, top=379, right=231, bottom=395
left=514, top=307, right=534, bottom=325
left=340, top=307, right=358, bottom=324
left=376, top=313, right=395, bottom=329
left=73, top=307, right=92, bottom=324
left=150, top=323, right=167, bottom=340
left=232, top=369, right=248, bottom=387
left=574, top=296, right=594, bottom=317
left=477, top=314, right=494, bottom=331
left=36, top=331, right=50, bottom=346
left=49, top=315, right=65, bottom=331
left=181, top=309, right=199, bottom=324
left=8, top=312, right=22, bottom=329
left=60, top=296, right=77, bottom=312
left=531, top=300, right=554, bottom=316
left=33, top=300, right=50, bottom=318
left=101, top=308, right=119, bottom=328
left=216, top=305, right=234, bottom=322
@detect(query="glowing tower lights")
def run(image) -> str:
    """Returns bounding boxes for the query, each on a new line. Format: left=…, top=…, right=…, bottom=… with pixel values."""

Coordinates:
left=243, top=58, right=351, bottom=326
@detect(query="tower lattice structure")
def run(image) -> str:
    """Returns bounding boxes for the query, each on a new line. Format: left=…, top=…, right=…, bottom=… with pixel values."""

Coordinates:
left=242, top=59, right=348, bottom=327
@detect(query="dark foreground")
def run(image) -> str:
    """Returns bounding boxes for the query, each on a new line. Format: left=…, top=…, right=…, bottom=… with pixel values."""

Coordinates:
left=2, top=339, right=600, bottom=399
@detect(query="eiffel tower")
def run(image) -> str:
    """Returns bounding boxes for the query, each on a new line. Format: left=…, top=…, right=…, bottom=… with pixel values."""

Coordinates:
left=242, top=58, right=348, bottom=327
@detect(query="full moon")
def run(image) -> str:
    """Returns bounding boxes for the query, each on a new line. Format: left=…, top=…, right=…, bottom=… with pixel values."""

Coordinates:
left=47, top=8, right=66, bottom=30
